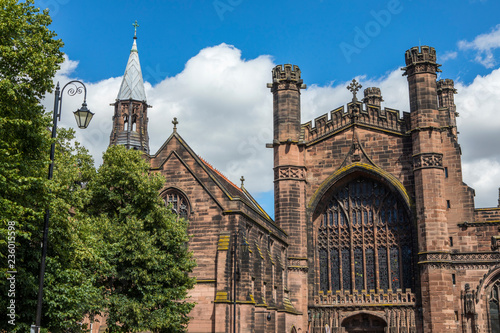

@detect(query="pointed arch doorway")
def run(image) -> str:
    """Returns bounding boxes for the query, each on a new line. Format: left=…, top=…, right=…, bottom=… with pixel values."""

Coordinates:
left=342, top=313, right=387, bottom=333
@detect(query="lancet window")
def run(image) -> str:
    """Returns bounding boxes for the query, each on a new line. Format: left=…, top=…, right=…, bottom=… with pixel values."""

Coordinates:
left=164, top=190, right=189, bottom=219
left=490, top=280, right=500, bottom=333
left=318, top=177, right=413, bottom=294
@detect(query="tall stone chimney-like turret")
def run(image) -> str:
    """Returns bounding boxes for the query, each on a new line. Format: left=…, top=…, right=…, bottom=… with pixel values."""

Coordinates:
left=403, top=45, right=456, bottom=332
left=362, top=87, right=384, bottom=107
left=267, top=64, right=308, bottom=329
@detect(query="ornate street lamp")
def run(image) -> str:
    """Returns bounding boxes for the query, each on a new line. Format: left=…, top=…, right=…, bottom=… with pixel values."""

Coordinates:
left=73, top=102, right=93, bottom=129
left=32, top=80, right=93, bottom=333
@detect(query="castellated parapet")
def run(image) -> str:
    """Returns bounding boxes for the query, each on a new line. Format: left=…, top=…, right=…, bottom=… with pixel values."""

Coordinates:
left=402, top=45, right=441, bottom=77
left=404, top=45, right=437, bottom=65
left=362, top=87, right=384, bottom=106
left=437, top=78, right=456, bottom=91
left=301, top=101, right=409, bottom=144
left=437, top=78, right=457, bottom=108
left=271, top=64, right=303, bottom=83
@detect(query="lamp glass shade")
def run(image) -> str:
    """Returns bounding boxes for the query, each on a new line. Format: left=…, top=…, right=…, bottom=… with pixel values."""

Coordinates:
left=73, top=103, right=94, bottom=129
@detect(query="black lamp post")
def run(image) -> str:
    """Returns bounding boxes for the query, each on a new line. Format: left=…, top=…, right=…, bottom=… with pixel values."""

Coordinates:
left=32, top=80, right=93, bottom=333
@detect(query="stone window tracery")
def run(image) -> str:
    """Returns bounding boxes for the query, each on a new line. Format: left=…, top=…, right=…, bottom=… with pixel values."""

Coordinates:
left=490, top=280, right=500, bottom=332
left=164, top=190, right=189, bottom=219
left=318, top=177, right=413, bottom=294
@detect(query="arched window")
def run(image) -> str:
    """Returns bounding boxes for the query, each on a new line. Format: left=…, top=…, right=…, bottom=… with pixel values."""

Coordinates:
left=317, top=177, right=413, bottom=294
left=164, top=190, right=189, bottom=220
left=490, top=280, right=500, bottom=332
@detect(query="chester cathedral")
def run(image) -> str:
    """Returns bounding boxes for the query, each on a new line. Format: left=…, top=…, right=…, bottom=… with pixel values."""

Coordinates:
left=102, top=30, right=500, bottom=333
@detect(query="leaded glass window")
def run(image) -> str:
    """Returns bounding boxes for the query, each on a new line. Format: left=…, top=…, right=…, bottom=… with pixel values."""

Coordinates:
left=354, top=248, right=364, bottom=291
left=342, top=249, right=351, bottom=291
left=379, top=247, right=389, bottom=291
left=319, top=249, right=328, bottom=293
left=317, top=177, right=413, bottom=293
left=331, top=250, right=340, bottom=292
left=490, top=281, right=500, bottom=333
left=164, top=190, right=189, bottom=219
left=390, top=247, right=400, bottom=290
left=366, top=248, right=375, bottom=291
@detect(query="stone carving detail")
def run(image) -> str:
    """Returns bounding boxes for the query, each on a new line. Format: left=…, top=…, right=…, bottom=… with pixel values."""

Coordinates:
left=314, top=289, right=416, bottom=306
left=454, top=263, right=494, bottom=270
left=418, top=252, right=451, bottom=262
left=452, top=252, right=500, bottom=261
left=463, top=284, right=476, bottom=315
left=461, top=284, right=478, bottom=333
left=413, top=153, right=443, bottom=170
left=275, top=166, right=306, bottom=180
left=308, top=307, right=417, bottom=333
left=492, top=236, right=500, bottom=251
left=418, top=252, right=500, bottom=270
left=288, top=257, right=308, bottom=272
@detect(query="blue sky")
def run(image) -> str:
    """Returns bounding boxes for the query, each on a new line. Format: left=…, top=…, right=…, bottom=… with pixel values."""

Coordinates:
left=37, top=0, right=500, bottom=217
left=43, top=0, right=499, bottom=85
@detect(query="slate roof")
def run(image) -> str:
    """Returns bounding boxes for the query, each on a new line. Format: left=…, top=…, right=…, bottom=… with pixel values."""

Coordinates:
left=117, top=38, right=147, bottom=101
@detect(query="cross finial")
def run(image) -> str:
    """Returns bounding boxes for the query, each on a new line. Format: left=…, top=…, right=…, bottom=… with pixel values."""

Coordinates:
left=133, top=20, right=139, bottom=39
left=240, top=176, right=245, bottom=187
left=347, top=79, right=362, bottom=102
left=172, top=117, right=178, bottom=132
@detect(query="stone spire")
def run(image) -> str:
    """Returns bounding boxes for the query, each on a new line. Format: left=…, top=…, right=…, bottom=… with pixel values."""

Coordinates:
left=117, top=21, right=147, bottom=102
left=109, top=21, right=150, bottom=153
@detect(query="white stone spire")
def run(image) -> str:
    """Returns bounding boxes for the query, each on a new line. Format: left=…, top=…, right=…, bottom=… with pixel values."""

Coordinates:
left=117, top=22, right=146, bottom=101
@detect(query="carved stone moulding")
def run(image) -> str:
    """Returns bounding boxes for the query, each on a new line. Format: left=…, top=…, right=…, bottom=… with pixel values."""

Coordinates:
left=274, top=165, right=306, bottom=181
left=412, top=152, right=443, bottom=170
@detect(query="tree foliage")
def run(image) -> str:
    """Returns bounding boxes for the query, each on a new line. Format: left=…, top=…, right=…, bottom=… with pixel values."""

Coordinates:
left=0, top=0, right=64, bottom=224
left=41, top=128, right=104, bottom=333
left=0, top=1, right=64, bottom=331
left=88, top=146, right=196, bottom=333
left=0, top=2, right=196, bottom=332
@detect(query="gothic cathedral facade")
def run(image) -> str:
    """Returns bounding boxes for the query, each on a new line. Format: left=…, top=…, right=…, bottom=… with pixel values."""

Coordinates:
left=108, top=34, right=500, bottom=333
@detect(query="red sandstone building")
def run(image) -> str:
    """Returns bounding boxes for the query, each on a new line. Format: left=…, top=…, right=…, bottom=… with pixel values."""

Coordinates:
left=107, top=33, right=500, bottom=332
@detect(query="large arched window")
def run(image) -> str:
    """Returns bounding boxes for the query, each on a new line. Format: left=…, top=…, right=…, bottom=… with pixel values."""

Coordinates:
left=317, top=177, right=413, bottom=293
left=164, top=190, right=189, bottom=220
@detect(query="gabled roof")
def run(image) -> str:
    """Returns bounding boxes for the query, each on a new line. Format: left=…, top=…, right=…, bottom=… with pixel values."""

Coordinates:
left=117, top=38, right=147, bottom=101
left=198, top=156, right=274, bottom=223
left=151, top=131, right=275, bottom=225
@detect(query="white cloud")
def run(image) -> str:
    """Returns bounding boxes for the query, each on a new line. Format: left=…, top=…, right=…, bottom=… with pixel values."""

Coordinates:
left=458, top=24, right=500, bottom=68
left=440, top=51, right=458, bottom=62
left=46, top=44, right=276, bottom=194
left=44, top=43, right=500, bottom=211
left=456, top=67, right=500, bottom=207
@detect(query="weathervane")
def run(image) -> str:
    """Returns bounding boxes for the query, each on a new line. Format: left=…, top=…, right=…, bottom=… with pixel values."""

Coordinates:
left=133, top=20, right=139, bottom=38
left=347, top=79, right=362, bottom=102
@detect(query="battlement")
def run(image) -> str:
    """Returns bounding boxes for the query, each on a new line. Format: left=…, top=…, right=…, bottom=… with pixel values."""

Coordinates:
left=437, top=78, right=457, bottom=110
left=437, top=79, right=456, bottom=92
left=301, top=102, right=409, bottom=144
left=271, top=64, right=303, bottom=83
left=362, top=87, right=384, bottom=106
left=404, top=45, right=437, bottom=65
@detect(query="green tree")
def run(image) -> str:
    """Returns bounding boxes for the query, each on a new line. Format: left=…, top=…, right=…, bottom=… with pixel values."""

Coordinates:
left=42, top=128, right=105, bottom=333
left=2, top=126, right=103, bottom=332
left=88, top=145, right=196, bottom=333
left=0, top=0, right=65, bottom=331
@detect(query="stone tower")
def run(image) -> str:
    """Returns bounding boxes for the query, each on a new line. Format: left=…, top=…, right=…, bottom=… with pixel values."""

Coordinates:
left=109, top=25, right=150, bottom=152
left=267, top=64, right=308, bottom=329
left=437, top=78, right=458, bottom=137
left=403, top=46, right=455, bottom=331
